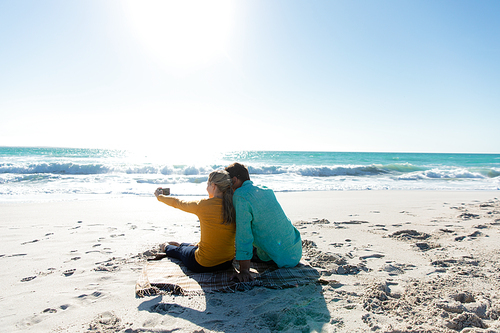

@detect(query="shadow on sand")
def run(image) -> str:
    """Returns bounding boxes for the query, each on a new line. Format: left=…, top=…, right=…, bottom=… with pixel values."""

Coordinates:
left=138, top=269, right=331, bottom=332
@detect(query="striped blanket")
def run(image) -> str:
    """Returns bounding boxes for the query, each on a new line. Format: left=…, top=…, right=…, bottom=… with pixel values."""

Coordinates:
left=135, top=259, right=320, bottom=297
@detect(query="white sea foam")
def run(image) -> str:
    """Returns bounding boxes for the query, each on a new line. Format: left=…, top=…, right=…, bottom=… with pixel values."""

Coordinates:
left=1, top=148, right=499, bottom=202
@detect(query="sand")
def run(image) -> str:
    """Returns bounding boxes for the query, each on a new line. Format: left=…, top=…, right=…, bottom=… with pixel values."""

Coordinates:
left=1, top=191, right=500, bottom=332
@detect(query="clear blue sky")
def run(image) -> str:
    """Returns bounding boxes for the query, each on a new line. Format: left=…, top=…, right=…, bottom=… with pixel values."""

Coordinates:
left=1, top=0, right=499, bottom=154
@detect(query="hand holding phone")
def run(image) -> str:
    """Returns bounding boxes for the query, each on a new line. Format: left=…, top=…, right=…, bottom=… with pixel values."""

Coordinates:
left=155, top=187, right=170, bottom=197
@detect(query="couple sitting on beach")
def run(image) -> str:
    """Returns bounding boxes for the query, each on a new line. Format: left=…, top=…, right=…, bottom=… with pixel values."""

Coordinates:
left=154, top=163, right=302, bottom=282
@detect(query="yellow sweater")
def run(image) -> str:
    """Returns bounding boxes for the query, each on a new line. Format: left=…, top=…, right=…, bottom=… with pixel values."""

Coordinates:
left=157, top=196, right=235, bottom=267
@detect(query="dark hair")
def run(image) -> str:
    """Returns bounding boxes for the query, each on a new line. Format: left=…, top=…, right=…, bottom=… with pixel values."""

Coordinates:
left=225, top=163, right=250, bottom=182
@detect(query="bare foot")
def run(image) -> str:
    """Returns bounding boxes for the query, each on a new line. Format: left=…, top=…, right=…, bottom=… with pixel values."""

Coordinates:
left=159, top=242, right=180, bottom=252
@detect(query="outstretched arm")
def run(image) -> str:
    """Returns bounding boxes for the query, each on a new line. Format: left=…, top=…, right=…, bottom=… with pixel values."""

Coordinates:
left=155, top=188, right=200, bottom=215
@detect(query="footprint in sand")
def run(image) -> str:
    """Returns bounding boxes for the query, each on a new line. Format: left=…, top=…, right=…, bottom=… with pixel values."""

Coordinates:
left=458, top=212, right=480, bottom=220
left=455, top=231, right=484, bottom=241
left=21, top=239, right=39, bottom=245
left=473, top=224, right=488, bottom=229
left=89, top=311, right=124, bottom=331
left=101, top=248, right=113, bottom=254
left=380, top=263, right=405, bottom=275
left=415, top=242, right=433, bottom=251
left=78, top=291, right=103, bottom=299
left=151, top=303, right=185, bottom=315
left=390, top=229, right=431, bottom=241
left=207, top=298, right=224, bottom=306
left=63, top=269, right=76, bottom=277
left=468, top=231, right=483, bottom=238
left=359, top=253, right=385, bottom=260
left=21, top=276, right=37, bottom=282
left=37, top=268, right=57, bottom=277
left=370, top=224, right=388, bottom=231
left=94, top=258, right=120, bottom=272
left=334, top=220, right=369, bottom=225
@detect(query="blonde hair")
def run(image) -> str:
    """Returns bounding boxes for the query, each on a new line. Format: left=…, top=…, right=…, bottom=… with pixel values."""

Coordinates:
left=208, top=170, right=235, bottom=224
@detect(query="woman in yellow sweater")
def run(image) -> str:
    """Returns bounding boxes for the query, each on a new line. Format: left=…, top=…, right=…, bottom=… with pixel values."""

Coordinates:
left=154, top=170, right=236, bottom=273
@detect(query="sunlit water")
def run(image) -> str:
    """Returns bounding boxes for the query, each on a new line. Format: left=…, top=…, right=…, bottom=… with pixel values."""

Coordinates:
left=1, top=147, right=499, bottom=202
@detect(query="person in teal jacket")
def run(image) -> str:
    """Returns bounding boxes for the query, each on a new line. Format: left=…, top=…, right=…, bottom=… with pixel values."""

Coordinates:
left=225, top=163, right=302, bottom=282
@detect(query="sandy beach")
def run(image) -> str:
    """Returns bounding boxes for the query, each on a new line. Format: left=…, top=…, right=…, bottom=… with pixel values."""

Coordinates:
left=1, top=190, right=500, bottom=332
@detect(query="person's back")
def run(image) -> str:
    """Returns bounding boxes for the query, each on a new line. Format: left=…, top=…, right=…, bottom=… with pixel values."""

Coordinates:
left=155, top=169, right=236, bottom=273
left=233, top=180, right=302, bottom=267
left=158, top=196, right=235, bottom=266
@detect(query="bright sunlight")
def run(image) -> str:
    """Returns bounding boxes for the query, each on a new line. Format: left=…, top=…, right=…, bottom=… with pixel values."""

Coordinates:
left=125, top=0, right=234, bottom=71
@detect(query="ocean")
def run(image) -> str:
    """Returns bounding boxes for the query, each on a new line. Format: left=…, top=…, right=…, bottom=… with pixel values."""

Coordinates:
left=1, top=147, right=499, bottom=202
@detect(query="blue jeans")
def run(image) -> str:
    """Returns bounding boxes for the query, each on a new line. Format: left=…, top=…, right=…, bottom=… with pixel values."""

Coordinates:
left=165, top=243, right=233, bottom=273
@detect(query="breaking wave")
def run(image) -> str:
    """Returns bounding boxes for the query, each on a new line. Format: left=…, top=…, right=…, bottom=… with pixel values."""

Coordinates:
left=2, top=161, right=498, bottom=180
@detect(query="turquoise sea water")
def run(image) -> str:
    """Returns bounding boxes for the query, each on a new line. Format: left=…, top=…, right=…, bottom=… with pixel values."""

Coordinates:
left=1, top=147, right=499, bottom=202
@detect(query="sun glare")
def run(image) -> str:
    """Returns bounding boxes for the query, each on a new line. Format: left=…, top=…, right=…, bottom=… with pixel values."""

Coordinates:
left=125, top=0, right=234, bottom=71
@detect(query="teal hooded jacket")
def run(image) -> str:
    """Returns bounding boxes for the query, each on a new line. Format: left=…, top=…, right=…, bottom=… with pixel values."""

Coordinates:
left=233, top=181, right=302, bottom=267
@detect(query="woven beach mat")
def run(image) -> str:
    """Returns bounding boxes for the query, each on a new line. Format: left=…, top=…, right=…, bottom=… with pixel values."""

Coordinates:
left=135, top=258, right=320, bottom=297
